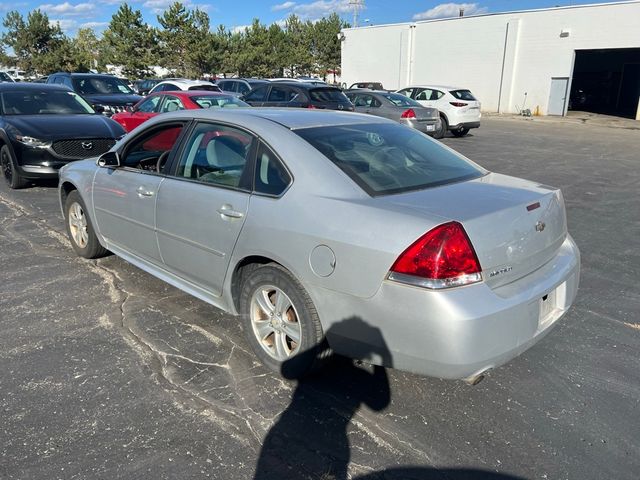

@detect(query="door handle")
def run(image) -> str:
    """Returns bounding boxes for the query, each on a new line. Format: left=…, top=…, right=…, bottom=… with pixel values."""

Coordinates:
left=217, top=205, right=244, bottom=219
left=136, top=186, right=154, bottom=197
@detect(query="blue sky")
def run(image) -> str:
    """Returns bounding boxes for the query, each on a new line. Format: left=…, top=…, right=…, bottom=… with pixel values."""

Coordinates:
left=0, top=0, right=626, bottom=36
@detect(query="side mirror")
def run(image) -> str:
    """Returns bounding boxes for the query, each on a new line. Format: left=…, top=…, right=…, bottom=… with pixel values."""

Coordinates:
left=97, top=151, right=120, bottom=167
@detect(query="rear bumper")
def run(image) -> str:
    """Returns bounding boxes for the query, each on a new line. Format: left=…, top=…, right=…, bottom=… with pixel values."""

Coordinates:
left=449, top=121, right=481, bottom=130
left=314, top=235, right=580, bottom=379
left=403, top=118, right=442, bottom=136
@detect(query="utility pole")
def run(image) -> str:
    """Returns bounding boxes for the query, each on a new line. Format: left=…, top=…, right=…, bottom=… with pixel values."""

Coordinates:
left=349, top=0, right=364, bottom=27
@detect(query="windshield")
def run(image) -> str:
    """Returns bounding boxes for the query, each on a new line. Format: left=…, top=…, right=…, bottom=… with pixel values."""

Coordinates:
left=380, top=92, right=421, bottom=107
left=295, top=123, right=484, bottom=196
left=0, top=90, right=95, bottom=115
left=72, top=76, right=134, bottom=95
left=191, top=95, right=249, bottom=109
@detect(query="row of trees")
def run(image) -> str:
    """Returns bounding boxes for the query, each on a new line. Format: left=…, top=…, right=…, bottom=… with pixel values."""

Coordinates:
left=0, top=3, right=347, bottom=79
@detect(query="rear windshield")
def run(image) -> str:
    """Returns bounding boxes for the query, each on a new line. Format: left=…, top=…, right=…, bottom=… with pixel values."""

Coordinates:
left=450, top=89, right=476, bottom=101
left=309, top=88, right=350, bottom=103
left=379, top=92, right=421, bottom=107
left=188, top=85, right=221, bottom=92
left=191, top=95, right=248, bottom=108
left=295, top=123, right=484, bottom=196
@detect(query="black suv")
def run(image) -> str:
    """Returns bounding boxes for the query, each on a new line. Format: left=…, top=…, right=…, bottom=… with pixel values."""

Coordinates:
left=47, top=73, right=142, bottom=116
left=216, top=78, right=270, bottom=97
left=243, top=82, right=354, bottom=111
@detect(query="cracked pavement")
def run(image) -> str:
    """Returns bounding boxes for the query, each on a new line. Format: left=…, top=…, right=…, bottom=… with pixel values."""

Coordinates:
left=0, top=118, right=639, bottom=479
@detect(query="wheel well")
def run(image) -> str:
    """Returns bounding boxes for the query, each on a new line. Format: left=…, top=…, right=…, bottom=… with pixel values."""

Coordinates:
left=231, top=255, right=282, bottom=311
left=60, top=182, right=77, bottom=208
left=439, top=112, right=449, bottom=124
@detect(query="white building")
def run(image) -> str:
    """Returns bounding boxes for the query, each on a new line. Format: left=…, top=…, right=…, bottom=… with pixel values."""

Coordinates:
left=340, top=1, right=640, bottom=118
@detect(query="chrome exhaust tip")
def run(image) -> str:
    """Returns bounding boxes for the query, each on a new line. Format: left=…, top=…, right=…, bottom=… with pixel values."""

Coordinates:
left=463, top=368, right=492, bottom=386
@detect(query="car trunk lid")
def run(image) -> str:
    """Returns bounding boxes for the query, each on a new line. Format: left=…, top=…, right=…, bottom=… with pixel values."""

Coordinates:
left=379, top=173, right=567, bottom=288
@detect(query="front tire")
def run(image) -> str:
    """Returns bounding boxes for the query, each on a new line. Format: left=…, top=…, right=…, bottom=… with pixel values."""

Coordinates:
left=1, top=144, right=27, bottom=189
left=239, top=264, right=325, bottom=378
left=64, top=190, right=108, bottom=259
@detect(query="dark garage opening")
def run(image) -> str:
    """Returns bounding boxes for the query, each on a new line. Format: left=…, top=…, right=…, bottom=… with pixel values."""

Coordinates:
left=570, top=48, right=640, bottom=118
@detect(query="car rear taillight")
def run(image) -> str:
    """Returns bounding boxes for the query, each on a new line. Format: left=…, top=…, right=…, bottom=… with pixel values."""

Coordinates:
left=449, top=102, right=468, bottom=107
left=388, top=222, right=482, bottom=289
left=307, top=104, right=318, bottom=109
left=400, top=108, right=416, bottom=119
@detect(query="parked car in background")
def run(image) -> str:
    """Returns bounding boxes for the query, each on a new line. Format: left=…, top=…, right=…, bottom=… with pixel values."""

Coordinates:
left=271, top=77, right=327, bottom=86
left=216, top=78, right=270, bottom=97
left=59, top=108, right=579, bottom=381
left=47, top=72, right=142, bottom=116
left=0, top=72, right=15, bottom=83
left=0, top=83, right=124, bottom=189
left=112, top=91, right=249, bottom=132
left=349, top=82, right=385, bottom=90
left=5, top=69, right=27, bottom=81
left=149, top=79, right=221, bottom=94
left=396, top=85, right=481, bottom=137
left=243, top=81, right=354, bottom=111
left=133, top=78, right=163, bottom=95
left=33, top=76, right=48, bottom=83
left=345, top=90, right=441, bottom=137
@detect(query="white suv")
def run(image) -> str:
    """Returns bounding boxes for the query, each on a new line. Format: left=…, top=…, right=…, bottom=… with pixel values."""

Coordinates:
left=396, top=85, right=481, bottom=138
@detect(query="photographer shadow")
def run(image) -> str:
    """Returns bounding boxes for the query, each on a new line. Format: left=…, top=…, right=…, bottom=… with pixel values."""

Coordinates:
left=253, top=316, right=525, bottom=480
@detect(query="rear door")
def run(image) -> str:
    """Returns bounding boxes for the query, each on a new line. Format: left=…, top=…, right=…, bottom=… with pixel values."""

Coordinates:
left=155, top=121, right=256, bottom=296
left=263, top=85, right=298, bottom=107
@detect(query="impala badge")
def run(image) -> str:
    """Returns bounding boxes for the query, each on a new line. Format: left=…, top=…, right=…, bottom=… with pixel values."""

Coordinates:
left=81, top=141, right=94, bottom=150
left=535, top=221, right=546, bottom=232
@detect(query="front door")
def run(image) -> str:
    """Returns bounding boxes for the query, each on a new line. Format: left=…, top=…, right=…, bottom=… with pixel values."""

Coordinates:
left=92, top=122, right=187, bottom=264
left=548, top=77, right=569, bottom=115
left=155, top=121, right=255, bottom=296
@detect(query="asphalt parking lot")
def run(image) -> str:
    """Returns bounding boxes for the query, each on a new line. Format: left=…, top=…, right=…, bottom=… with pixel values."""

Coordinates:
left=0, top=117, right=638, bottom=480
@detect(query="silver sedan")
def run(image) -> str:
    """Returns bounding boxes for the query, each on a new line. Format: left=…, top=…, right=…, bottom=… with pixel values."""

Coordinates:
left=345, top=90, right=441, bottom=137
left=58, top=108, right=580, bottom=382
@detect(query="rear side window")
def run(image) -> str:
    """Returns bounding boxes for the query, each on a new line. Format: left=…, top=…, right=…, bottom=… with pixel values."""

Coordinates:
left=309, top=88, right=349, bottom=103
left=254, top=143, right=291, bottom=196
left=380, top=93, right=420, bottom=107
left=268, top=85, right=298, bottom=102
left=295, top=123, right=484, bottom=196
left=188, top=85, right=220, bottom=92
left=450, top=90, right=476, bottom=101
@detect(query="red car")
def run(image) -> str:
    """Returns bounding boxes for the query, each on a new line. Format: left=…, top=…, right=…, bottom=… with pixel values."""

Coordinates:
left=112, top=90, right=249, bottom=132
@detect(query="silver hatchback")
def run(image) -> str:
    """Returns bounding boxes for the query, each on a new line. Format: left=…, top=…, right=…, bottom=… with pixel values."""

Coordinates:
left=59, top=108, right=580, bottom=381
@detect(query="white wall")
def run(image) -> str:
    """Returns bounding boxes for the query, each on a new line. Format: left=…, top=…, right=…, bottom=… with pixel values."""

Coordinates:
left=341, top=1, right=640, bottom=115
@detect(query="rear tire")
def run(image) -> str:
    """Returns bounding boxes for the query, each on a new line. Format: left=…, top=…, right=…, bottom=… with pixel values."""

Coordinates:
left=239, top=263, right=326, bottom=378
left=64, top=190, right=108, bottom=259
left=433, top=116, right=448, bottom=139
left=1, top=145, right=27, bottom=189
left=452, top=127, right=470, bottom=137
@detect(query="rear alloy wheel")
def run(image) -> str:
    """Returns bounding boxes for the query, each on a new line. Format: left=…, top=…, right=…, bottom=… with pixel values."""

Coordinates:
left=1, top=145, right=27, bottom=189
left=452, top=127, right=470, bottom=137
left=433, top=116, right=448, bottom=139
left=64, top=190, right=108, bottom=259
left=240, top=264, right=325, bottom=378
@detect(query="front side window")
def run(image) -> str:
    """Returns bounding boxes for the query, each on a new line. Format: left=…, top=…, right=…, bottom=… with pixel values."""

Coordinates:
left=121, top=123, right=185, bottom=171
left=160, top=96, right=184, bottom=113
left=174, top=122, right=254, bottom=189
left=309, top=88, right=349, bottom=103
left=162, top=84, right=180, bottom=92
left=295, top=123, right=485, bottom=196
left=191, top=95, right=248, bottom=109
left=0, top=90, right=94, bottom=115
left=254, top=143, right=291, bottom=196
left=268, top=86, right=296, bottom=102
left=415, top=89, right=434, bottom=101
left=396, top=88, right=414, bottom=98
left=136, top=96, right=161, bottom=113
